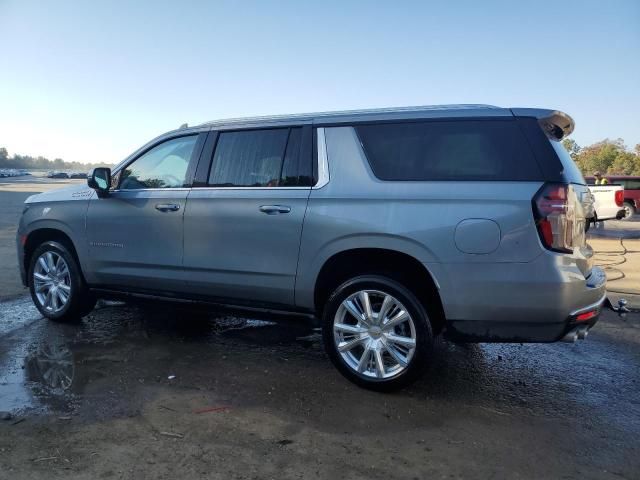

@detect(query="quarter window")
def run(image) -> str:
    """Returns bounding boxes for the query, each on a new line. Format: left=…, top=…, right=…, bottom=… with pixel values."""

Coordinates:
left=208, top=128, right=308, bottom=187
left=119, top=136, right=197, bottom=189
left=356, top=120, right=542, bottom=181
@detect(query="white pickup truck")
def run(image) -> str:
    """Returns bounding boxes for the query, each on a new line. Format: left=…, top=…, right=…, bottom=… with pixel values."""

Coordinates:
left=588, top=183, right=625, bottom=221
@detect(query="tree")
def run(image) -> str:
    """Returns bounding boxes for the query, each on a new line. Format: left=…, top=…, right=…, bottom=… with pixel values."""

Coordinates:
left=609, top=151, right=640, bottom=175
left=0, top=146, right=112, bottom=170
left=574, top=139, right=620, bottom=175
left=568, top=138, right=640, bottom=177
left=562, top=138, right=581, bottom=160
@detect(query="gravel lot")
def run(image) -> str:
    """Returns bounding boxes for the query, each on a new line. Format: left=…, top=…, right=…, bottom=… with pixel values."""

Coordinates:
left=1, top=177, right=639, bottom=479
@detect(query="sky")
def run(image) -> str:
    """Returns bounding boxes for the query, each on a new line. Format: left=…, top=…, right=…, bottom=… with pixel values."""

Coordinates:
left=0, top=0, right=638, bottom=165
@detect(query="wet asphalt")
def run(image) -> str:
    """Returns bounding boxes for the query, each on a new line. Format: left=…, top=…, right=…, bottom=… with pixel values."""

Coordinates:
left=1, top=295, right=639, bottom=479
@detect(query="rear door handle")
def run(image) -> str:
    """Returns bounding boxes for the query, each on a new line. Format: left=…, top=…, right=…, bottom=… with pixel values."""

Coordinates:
left=259, top=205, right=291, bottom=215
left=155, top=203, right=180, bottom=212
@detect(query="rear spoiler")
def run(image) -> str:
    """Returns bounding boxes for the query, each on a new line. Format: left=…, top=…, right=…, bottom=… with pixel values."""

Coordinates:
left=511, top=108, right=575, bottom=141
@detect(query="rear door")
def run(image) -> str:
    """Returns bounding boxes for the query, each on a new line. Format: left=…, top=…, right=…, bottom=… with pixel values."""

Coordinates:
left=183, top=125, right=313, bottom=307
left=86, top=133, right=205, bottom=292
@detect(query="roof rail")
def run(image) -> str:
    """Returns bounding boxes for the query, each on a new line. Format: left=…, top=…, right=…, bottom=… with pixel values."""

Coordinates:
left=199, top=104, right=501, bottom=127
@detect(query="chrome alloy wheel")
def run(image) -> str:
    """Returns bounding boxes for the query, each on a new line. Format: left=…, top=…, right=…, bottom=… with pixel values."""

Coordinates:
left=333, top=290, right=417, bottom=379
left=33, top=251, right=71, bottom=313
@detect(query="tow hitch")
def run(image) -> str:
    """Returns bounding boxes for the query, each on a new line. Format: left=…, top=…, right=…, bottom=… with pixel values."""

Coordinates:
left=605, top=297, right=630, bottom=317
left=563, top=297, right=629, bottom=343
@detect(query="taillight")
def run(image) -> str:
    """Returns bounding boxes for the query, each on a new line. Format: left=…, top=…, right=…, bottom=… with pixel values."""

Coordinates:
left=532, top=183, right=573, bottom=253
left=576, top=310, right=598, bottom=322
left=615, top=190, right=624, bottom=207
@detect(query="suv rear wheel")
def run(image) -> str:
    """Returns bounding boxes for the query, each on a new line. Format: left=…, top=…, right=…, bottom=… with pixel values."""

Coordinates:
left=28, top=241, right=96, bottom=322
left=322, top=275, right=433, bottom=391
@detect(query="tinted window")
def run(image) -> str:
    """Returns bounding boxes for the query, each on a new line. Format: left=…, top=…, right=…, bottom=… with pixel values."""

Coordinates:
left=356, top=120, right=542, bottom=181
left=550, top=140, right=586, bottom=185
left=120, top=136, right=197, bottom=189
left=209, top=128, right=308, bottom=187
left=280, top=128, right=313, bottom=186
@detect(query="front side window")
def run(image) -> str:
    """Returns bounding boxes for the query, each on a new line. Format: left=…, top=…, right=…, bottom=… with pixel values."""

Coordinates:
left=208, top=128, right=307, bottom=187
left=119, top=135, right=197, bottom=189
left=356, top=120, right=543, bottom=181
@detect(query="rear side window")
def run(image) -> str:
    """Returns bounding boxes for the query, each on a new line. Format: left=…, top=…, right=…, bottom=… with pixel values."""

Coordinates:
left=356, top=120, right=542, bottom=181
left=209, top=127, right=309, bottom=187
left=280, top=128, right=313, bottom=186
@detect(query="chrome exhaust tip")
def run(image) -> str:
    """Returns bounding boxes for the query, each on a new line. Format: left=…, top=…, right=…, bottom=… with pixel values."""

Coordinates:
left=562, top=329, right=578, bottom=343
left=577, top=326, right=589, bottom=340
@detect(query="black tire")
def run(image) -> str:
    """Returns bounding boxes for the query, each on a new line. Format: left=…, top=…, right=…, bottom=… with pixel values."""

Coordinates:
left=28, top=241, right=96, bottom=322
left=621, top=202, right=636, bottom=221
left=322, top=275, right=433, bottom=392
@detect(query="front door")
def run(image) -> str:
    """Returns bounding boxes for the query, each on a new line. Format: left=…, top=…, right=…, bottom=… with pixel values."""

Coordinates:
left=86, top=134, right=201, bottom=292
left=183, top=126, right=313, bottom=307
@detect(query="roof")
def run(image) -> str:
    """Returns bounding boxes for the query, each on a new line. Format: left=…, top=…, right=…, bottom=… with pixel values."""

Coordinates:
left=198, top=104, right=507, bottom=129
left=112, top=104, right=573, bottom=172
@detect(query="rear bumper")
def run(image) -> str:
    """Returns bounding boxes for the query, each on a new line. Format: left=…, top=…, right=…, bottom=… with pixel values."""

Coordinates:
left=444, top=292, right=605, bottom=343
left=431, top=258, right=607, bottom=343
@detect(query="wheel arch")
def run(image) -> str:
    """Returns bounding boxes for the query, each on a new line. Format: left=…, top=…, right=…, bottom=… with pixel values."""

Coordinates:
left=23, top=227, right=84, bottom=285
left=312, top=247, right=446, bottom=334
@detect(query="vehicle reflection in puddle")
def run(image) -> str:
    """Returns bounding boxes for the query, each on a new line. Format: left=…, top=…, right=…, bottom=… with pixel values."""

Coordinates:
left=0, top=298, right=321, bottom=416
left=0, top=322, right=77, bottom=415
left=25, top=341, right=75, bottom=390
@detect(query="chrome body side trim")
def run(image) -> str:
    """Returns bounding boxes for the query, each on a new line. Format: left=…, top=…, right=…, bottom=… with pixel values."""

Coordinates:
left=314, top=127, right=330, bottom=189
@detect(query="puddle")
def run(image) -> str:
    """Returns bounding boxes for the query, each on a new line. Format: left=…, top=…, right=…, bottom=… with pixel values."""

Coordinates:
left=0, top=296, right=320, bottom=415
left=0, top=321, right=77, bottom=415
left=0, top=296, right=41, bottom=335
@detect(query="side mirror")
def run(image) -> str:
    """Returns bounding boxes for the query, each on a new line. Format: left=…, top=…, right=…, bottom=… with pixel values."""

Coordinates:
left=88, top=168, right=111, bottom=197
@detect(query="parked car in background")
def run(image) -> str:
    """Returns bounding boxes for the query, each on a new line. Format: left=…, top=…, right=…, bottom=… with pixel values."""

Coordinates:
left=17, top=105, right=606, bottom=390
left=70, top=172, right=88, bottom=179
left=0, top=168, right=27, bottom=177
left=586, top=176, right=639, bottom=219
left=585, top=183, right=625, bottom=222
left=47, top=171, right=70, bottom=179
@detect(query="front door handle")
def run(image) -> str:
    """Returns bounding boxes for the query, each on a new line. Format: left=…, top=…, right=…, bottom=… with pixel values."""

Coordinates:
left=155, top=203, right=180, bottom=212
left=259, top=205, right=291, bottom=215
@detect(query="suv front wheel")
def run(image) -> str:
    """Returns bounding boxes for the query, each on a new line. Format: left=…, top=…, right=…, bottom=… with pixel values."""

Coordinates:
left=28, top=241, right=96, bottom=322
left=322, top=275, right=433, bottom=391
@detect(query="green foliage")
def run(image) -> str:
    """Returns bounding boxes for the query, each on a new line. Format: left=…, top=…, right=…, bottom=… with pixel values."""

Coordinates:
left=562, top=138, right=580, bottom=160
left=565, top=138, right=640, bottom=176
left=0, top=147, right=112, bottom=170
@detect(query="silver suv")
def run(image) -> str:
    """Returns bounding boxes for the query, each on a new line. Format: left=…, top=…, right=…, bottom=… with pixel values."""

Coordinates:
left=16, top=105, right=606, bottom=390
